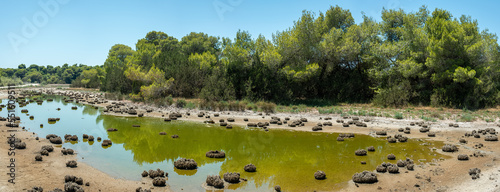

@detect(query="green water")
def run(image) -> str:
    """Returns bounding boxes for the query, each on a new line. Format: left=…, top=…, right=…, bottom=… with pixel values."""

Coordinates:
left=1, top=96, right=446, bottom=191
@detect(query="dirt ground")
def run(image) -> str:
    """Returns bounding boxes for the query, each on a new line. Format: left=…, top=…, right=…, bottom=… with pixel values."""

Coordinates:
left=1, top=89, right=500, bottom=192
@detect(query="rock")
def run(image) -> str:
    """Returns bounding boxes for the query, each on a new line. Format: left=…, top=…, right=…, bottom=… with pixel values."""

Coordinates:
left=148, top=169, right=165, bottom=178
left=49, top=137, right=62, bottom=144
left=367, top=146, right=375, bottom=152
left=458, top=154, right=469, bottom=161
left=35, top=155, right=43, bottom=161
left=244, top=164, right=257, bottom=172
left=274, top=185, right=282, bottom=192
left=376, top=165, right=387, bottom=173
left=442, top=144, right=458, bottom=152
left=141, top=170, right=148, bottom=177
left=387, top=137, right=397, bottom=143
left=136, top=187, right=151, bottom=192
left=419, top=127, right=430, bottom=133
left=206, top=175, right=224, bottom=188
left=223, top=172, right=240, bottom=183
left=15, top=142, right=26, bottom=149
left=352, top=171, right=378, bottom=183
left=247, top=123, right=257, bottom=127
left=459, top=138, right=467, bottom=144
left=376, top=131, right=387, bottom=136
left=398, top=136, right=408, bottom=142
left=41, top=150, right=49, bottom=156
left=107, top=128, right=118, bottom=132
left=174, top=158, right=197, bottom=170
left=485, top=135, right=498, bottom=141
left=88, top=135, right=94, bottom=141
left=226, top=125, right=233, bottom=129
left=152, top=177, right=166, bottom=186
left=314, top=170, right=326, bottom=180
left=407, top=164, right=414, bottom=171
left=312, top=126, right=322, bottom=131
left=159, top=132, right=167, bottom=135
left=66, top=160, right=78, bottom=168
left=101, top=140, right=112, bottom=147
left=62, top=149, right=74, bottom=155
left=337, top=137, right=344, bottom=141
left=469, top=168, right=481, bottom=179
left=27, top=186, right=43, bottom=192
left=206, top=150, right=226, bottom=158
left=397, top=160, right=407, bottom=167
left=355, top=149, right=367, bottom=156
left=171, top=134, right=179, bottom=138
left=387, top=154, right=396, bottom=160
left=64, top=182, right=84, bottom=192
left=387, top=165, right=399, bottom=174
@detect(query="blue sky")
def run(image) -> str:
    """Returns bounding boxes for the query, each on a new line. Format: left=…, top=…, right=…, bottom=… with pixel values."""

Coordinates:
left=0, top=0, right=498, bottom=68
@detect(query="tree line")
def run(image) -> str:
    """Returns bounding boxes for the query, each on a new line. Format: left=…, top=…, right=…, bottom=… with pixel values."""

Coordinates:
left=2, top=5, right=500, bottom=109
left=0, top=63, right=102, bottom=87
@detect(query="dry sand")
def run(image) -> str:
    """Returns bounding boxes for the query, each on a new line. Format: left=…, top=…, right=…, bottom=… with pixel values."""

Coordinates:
left=2, top=88, right=500, bottom=192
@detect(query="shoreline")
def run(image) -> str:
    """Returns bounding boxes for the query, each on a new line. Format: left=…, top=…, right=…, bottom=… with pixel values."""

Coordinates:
left=2, top=88, right=500, bottom=191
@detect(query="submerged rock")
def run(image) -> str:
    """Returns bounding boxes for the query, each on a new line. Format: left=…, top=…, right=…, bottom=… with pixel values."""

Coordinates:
left=206, top=150, right=226, bottom=158
left=314, top=170, right=326, bottom=180
left=355, top=149, right=367, bottom=156
left=244, top=164, right=257, bottom=172
left=223, top=172, right=240, bottom=183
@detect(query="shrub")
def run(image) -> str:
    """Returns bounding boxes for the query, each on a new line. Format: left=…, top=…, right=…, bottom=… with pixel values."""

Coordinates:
left=394, top=112, right=403, bottom=119
left=185, top=101, right=197, bottom=109
left=257, top=101, right=276, bottom=113
left=459, top=113, right=475, bottom=122
left=176, top=99, right=187, bottom=108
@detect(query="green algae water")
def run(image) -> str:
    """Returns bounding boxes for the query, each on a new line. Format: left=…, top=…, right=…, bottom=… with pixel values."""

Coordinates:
left=1, top=96, right=446, bottom=191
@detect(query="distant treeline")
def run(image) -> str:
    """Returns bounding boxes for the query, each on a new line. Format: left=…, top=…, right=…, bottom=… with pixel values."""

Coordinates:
left=0, top=63, right=102, bottom=87
left=3, top=5, right=500, bottom=109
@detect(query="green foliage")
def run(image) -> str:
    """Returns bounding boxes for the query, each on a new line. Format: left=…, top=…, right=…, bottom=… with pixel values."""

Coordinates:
left=0, top=76, right=23, bottom=86
left=458, top=113, right=475, bottom=122
left=1, top=64, right=98, bottom=86
left=185, top=101, right=197, bottom=109
left=3, top=5, right=499, bottom=110
left=394, top=112, right=403, bottom=119
left=175, top=99, right=187, bottom=108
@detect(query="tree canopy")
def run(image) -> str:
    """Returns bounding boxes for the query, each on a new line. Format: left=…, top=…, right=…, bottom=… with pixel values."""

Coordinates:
left=2, top=5, right=499, bottom=109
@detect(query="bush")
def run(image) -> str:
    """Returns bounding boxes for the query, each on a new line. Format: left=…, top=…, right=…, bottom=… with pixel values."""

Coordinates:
left=185, top=101, right=197, bottom=109
left=394, top=112, right=403, bottom=119
left=373, top=81, right=411, bottom=107
left=176, top=99, right=187, bottom=108
left=459, top=113, right=475, bottom=122
left=256, top=101, right=276, bottom=113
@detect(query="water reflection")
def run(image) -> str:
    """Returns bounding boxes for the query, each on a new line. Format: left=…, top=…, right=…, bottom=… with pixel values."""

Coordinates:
left=2, top=96, right=447, bottom=192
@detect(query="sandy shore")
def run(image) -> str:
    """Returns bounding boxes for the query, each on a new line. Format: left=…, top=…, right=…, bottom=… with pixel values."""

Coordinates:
left=2, top=88, right=500, bottom=192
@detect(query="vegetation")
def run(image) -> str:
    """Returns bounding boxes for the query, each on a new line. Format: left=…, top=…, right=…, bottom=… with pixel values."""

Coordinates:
left=0, top=63, right=102, bottom=87
left=2, top=5, right=500, bottom=110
